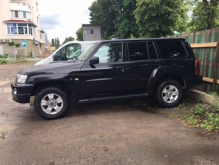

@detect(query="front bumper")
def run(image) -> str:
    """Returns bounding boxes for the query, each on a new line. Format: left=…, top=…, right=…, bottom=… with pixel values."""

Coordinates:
left=184, top=76, right=203, bottom=89
left=11, top=83, right=34, bottom=103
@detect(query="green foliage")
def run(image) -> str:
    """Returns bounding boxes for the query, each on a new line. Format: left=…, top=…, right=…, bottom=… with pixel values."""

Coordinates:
left=212, top=92, right=219, bottom=112
left=62, top=36, right=75, bottom=45
left=114, top=0, right=139, bottom=38
left=189, top=0, right=219, bottom=31
left=89, top=0, right=138, bottom=39
left=88, top=0, right=219, bottom=38
left=201, top=112, right=219, bottom=132
left=51, top=38, right=60, bottom=49
left=89, top=0, right=117, bottom=39
left=76, top=28, right=83, bottom=41
left=26, top=52, right=34, bottom=58
left=15, top=43, right=21, bottom=48
left=8, top=42, right=15, bottom=47
left=176, top=102, right=219, bottom=132
left=186, top=116, right=198, bottom=126
left=8, top=42, right=20, bottom=48
left=194, top=104, right=205, bottom=115
left=0, top=54, right=8, bottom=58
left=51, top=39, right=55, bottom=46
left=134, top=0, right=189, bottom=37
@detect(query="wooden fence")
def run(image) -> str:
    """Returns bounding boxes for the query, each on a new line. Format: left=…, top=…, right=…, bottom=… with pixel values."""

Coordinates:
left=172, top=28, right=219, bottom=93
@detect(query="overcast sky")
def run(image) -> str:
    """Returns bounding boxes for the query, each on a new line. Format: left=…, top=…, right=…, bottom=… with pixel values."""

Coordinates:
left=38, top=0, right=95, bottom=43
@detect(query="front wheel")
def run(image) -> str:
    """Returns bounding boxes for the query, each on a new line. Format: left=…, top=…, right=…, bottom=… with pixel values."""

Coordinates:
left=156, top=80, right=182, bottom=108
left=34, top=87, right=69, bottom=119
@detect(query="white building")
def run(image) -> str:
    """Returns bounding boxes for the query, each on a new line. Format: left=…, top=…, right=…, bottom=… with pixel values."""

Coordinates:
left=0, top=0, right=47, bottom=56
left=82, top=24, right=101, bottom=41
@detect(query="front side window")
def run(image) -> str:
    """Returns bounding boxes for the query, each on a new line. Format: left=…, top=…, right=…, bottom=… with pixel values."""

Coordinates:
left=156, top=40, right=187, bottom=58
left=93, top=43, right=122, bottom=63
left=78, top=43, right=99, bottom=61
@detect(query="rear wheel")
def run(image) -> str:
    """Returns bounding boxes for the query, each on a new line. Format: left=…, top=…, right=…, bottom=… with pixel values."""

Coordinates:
left=34, top=87, right=69, bottom=119
left=156, top=80, right=182, bottom=107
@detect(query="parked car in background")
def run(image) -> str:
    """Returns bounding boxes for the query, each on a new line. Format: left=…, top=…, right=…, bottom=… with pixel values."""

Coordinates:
left=35, top=41, right=98, bottom=65
left=12, top=38, right=202, bottom=119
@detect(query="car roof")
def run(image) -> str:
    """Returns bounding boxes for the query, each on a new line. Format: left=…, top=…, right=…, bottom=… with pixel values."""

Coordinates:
left=98, top=38, right=186, bottom=43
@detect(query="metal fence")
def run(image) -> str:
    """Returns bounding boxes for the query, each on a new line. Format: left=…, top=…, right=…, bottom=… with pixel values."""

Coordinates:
left=171, top=28, right=219, bottom=93
left=0, top=48, right=25, bottom=64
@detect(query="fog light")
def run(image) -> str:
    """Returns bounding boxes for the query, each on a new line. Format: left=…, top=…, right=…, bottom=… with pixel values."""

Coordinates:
left=14, top=88, right=17, bottom=95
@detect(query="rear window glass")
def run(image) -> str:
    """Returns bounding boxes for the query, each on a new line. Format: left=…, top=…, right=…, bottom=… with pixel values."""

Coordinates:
left=128, top=41, right=158, bottom=61
left=128, top=42, right=148, bottom=61
left=156, top=40, right=187, bottom=58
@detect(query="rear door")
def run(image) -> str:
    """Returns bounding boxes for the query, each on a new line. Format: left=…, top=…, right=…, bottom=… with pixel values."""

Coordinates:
left=125, top=41, right=162, bottom=93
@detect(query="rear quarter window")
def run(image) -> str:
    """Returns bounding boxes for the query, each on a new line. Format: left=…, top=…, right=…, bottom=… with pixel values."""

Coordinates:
left=156, top=40, right=187, bottom=59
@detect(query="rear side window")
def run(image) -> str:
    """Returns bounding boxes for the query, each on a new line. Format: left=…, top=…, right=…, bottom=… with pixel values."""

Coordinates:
left=156, top=40, right=187, bottom=58
left=128, top=41, right=158, bottom=61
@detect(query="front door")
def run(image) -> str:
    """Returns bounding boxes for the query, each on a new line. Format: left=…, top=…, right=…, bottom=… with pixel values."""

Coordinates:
left=79, top=42, right=127, bottom=98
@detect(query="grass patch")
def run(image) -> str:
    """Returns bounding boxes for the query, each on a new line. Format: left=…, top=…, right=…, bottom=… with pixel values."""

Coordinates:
left=172, top=98, right=219, bottom=132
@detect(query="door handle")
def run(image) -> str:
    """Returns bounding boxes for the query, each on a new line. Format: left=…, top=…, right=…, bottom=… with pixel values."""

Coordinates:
left=115, top=66, right=125, bottom=72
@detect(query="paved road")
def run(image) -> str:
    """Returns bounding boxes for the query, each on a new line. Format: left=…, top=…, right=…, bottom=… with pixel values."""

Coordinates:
left=0, top=63, right=219, bottom=165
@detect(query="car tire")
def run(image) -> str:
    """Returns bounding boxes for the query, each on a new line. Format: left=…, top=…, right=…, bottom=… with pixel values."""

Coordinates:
left=156, top=80, right=182, bottom=108
left=34, top=87, right=69, bottom=119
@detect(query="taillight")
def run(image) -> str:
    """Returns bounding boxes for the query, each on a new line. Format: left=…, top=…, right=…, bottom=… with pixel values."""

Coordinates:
left=195, top=59, right=200, bottom=76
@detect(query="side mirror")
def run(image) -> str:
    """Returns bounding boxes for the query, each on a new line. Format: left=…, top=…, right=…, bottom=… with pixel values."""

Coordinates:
left=89, top=56, right=99, bottom=65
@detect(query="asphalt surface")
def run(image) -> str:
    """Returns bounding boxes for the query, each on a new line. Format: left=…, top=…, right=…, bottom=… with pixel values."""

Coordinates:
left=0, top=63, right=219, bottom=165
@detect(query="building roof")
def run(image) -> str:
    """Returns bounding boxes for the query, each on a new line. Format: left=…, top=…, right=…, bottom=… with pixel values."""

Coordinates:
left=4, top=20, right=38, bottom=27
left=82, top=24, right=101, bottom=27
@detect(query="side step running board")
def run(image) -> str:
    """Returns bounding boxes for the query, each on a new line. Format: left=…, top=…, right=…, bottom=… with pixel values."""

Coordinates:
left=78, top=93, right=148, bottom=103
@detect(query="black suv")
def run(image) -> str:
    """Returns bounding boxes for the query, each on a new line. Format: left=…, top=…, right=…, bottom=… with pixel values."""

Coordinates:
left=11, top=38, right=202, bottom=119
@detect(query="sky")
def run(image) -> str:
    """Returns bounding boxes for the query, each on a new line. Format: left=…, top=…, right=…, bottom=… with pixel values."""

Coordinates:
left=38, top=0, right=95, bottom=43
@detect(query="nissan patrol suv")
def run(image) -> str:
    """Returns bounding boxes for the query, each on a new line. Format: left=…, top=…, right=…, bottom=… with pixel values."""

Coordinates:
left=11, top=38, right=202, bottom=119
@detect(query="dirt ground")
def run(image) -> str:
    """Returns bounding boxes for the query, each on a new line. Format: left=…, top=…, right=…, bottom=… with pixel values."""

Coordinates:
left=0, top=63, right=219, bottom=165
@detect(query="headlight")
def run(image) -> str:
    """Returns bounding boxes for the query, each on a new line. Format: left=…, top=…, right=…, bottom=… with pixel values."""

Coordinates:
left=16, top=74, right=27, bottom=83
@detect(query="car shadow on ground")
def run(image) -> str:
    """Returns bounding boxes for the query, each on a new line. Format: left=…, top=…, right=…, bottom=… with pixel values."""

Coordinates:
left=66, top=98, right=161, bottom=117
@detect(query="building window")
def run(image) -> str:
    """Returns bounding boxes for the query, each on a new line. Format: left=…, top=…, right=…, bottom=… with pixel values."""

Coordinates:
left=15, top=11, right=18, bottom=18
left=23, top=11, right=26, bottom=18
left=84, top=29, right=94, bottom=34
left=11, top=10, right=31, bottom=19
left=7, top=23, right=35, bottom=35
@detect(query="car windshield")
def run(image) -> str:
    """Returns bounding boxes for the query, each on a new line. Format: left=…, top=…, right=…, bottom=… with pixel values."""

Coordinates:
left=78, top=43, right=99, bottom=61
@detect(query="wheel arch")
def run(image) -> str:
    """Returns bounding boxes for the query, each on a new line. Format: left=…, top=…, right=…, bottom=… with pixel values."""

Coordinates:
left=147, top=74, right=185, bottom=95
left=31, top=80, right=75, bottom=102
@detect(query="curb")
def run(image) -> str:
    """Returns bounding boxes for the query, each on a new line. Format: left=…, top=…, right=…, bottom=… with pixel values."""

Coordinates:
left=188, top=90, right=215, bottom=107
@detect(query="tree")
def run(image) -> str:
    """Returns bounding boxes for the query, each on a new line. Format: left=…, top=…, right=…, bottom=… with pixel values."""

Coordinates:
left=56, top=38, right=60, bottom=48
left=114, top=0, right=139, bottom=38
left=76, top=28, right=83, bottom=41
left=189, top=0, right=219, bottom=31
left=51, top=39, right=55, bottom=46
left=134, top=0, right=189, bottom=37
left=51, top=37, right=61, bottom=49
left=89, top=0, right=121, bottom=39
left=62, top=36, right=74, bottom=45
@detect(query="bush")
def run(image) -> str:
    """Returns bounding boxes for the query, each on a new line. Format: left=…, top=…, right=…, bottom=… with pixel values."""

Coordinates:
left=0, top=54, right=8, bottom=58
left=26, top=52, right=34, bottom=58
